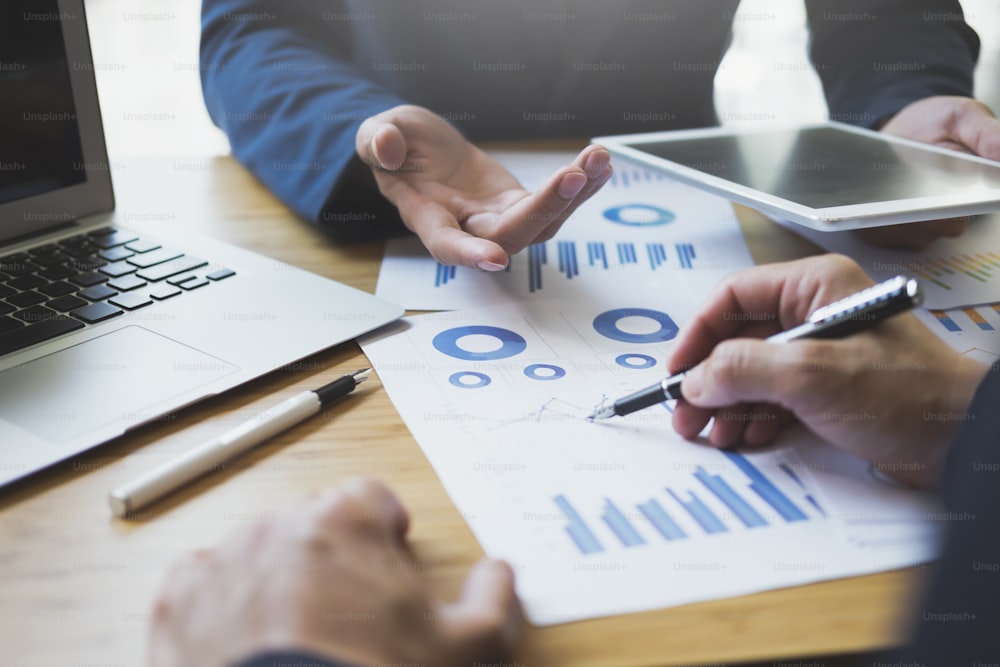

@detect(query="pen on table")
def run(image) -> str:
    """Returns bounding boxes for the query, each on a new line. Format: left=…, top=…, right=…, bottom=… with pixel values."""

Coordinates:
left=588, top=275, right=923, bottom=421
left=108, top=368, right=372, bottom=518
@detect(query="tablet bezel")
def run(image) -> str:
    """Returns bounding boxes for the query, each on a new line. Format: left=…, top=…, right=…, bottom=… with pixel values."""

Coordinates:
left=594, top=121, right=1000, bottom=231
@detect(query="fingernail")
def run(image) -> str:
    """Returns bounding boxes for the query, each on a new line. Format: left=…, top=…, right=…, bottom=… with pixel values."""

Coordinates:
left=681, top=368, right=703, bottom=400
left=558, top=172, right=587, bottom=199
left=476, top=260, right=507, bottom=272
left=583, top=150, right=610, bottom=180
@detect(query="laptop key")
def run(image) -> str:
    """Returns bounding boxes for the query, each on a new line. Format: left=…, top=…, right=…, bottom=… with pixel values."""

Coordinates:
left=0, top=284, right=14, bottom=298
left=180, top=278, right=209, bottom=290
left=126, top=248, right=183, bottom=268
left=39, top=281, right=78, bottom=297
left=99, top=246, right=134, bottom=262
left=0, top=259, right=41, bottom=276
left=86, top=227, right=116, bottom=238
left=166, top=272, right=198, bottom=286
left=100, top=260, right=137, bottom=277
left=93, top=231, right=140, bottom=249
left=107, top=275, right=147, bottom=292
left=137, top=256, right=207, bottom=282
left=109, top=292, right=153, bottom=310
left=7, top=291, right=47, bottom=308
left=6, top=274, right=45, bottom=291
left=0, top=315, right=84, bottom=356
left=0, top=315, right=22, bottom=334
left=207, top=268, right=236, bottom=281
left=46, top=295, right=89, bottom=312
left=70, top=301, right=123, bottom=323
left=149, top=285, right=181, bottom=300
left=39, top=265, right=74, bottom=281
left=125, top=239, right=161, bottom=253
left=0, top=302, right=15, bottom=316
left=14, top=305, right=59, bottom=324
left=70, top=271, right=109, bottom=287
left=79, top=284, right=118, bottom=301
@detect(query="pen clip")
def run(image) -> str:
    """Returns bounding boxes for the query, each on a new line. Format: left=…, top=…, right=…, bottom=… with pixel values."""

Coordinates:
left=807, top=275, right=922, bottom=324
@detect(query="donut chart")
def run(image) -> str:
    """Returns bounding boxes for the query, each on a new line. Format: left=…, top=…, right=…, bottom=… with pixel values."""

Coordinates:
left=448, top=371, right=492, bottom=389
left=523, top=363, right=567, bottom=381
left=615, top=354, right=657, bottom=369
left=432, top=326, right=528, bottom=361
left=603, top=204, right=675, bottom=227
left=593, top=308, right=678, bottom=343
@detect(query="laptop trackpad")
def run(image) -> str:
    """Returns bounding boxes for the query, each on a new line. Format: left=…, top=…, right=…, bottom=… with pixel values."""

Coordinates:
left=0, top=326, right=239, bottom=443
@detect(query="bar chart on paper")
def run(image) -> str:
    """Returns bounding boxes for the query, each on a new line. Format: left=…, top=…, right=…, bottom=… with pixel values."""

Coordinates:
left=915, top=302, right=1000, bottom=363
left=552, top=451, right=823, bottom=556
left=782, top=214, right=1000, bottom=310
left=376, top=152, right=754, bottom=310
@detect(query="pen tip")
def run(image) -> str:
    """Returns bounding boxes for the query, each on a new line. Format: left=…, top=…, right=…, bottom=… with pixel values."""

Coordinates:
left=353, top=368, right=373, bottom=382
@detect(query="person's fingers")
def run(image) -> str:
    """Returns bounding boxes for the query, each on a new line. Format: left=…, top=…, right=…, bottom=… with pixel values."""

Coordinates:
left=671, top=400, right=715, bottom=441
left=951, top=98, right=1000, bottom=160
left=463, top=165, right=587, bottom=254
left=743, top=405, right=792, bottom=447
left=667, top=255, right=870, bottom=375
left=439, top=559, right=523, bottom=660
left=708, top=403, right=752, bottom=449
left=680, top=338, right=836, bottom=413
left=382, top=181, right=509, bottom=269
left=356, top=118, right=409, bottom=171
left=308, top=478, right=411, bottom=544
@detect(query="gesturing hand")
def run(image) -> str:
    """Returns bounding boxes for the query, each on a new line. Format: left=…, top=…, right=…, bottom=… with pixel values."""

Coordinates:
left=150, top=479, right=523, bottom=667
left=857, top=96, right=1000, bottom=250
left=668, top=254, right=989, bottom=488
left=356, top=104, right=612, bottom=270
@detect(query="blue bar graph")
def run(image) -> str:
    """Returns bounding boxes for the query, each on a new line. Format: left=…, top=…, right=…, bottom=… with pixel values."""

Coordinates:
left=557, top=241, right=579, bottom=279
left=646, top=242, right=667, bottom=270
left=602, top=499, right=646, bottom=547
left=528, top=243, right=546, bottom=292
left=554, top=495, right=604, bottom=554
left=637, top=499, right=687, bottom=540
left=724, top=452, right=808, bottom=522
left=675, top=243, right=697, bottom=269
left=695, top=467, right=767, bottom=528
left=586, top=242, right=609, bottom=269
left=434, top=263, right=456, bottom=287
left=616, top=242, right=637, bottom=265
left=668, top=489, right=727, bottom=534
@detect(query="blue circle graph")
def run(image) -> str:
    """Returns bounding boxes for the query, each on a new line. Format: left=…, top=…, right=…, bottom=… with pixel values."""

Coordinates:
left=448, top=371, right=491, bottom=389
left=616, top=353, right=657, bottom=369
left=603, top=204, right=675, bottom=226
left=593, top=308, right=678, bottom=343
left=523, top=363, right=567, bottom=381
left=432, top=326, right=527, bottom=361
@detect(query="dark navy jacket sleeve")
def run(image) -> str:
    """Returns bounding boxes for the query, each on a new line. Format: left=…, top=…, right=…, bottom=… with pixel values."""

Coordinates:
left=805, top=0, right=980, bottom=127
left=234, top=651, right=359, bottom=667
left=200, top=0, right=407, bottom=240
left=899, top=363, right=1000, bottom=664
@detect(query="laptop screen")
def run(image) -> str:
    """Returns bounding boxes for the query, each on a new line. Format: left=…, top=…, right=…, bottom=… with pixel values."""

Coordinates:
left=0, top=0, right=87, bottom=207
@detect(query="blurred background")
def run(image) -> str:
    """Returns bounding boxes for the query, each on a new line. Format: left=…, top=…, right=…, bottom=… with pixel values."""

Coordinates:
left=84, top=0, right=1000, bottom=160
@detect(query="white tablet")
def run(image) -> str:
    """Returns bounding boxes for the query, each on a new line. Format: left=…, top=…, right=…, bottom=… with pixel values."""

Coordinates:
left=594, top=121, right=1000, bottom=231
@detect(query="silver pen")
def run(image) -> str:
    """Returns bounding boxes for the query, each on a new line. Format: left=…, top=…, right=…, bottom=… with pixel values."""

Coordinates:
left=588, top=276, right=922, bottom=420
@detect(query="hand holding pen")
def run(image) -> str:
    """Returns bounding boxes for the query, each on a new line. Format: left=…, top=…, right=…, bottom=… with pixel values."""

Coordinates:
left=604, top=256, right=990, bottom=488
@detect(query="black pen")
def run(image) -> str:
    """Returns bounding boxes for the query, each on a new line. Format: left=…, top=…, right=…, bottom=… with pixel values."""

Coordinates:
left=109, top=369, right=372, bottom=517
left=588, top=276, right=923, bottom=421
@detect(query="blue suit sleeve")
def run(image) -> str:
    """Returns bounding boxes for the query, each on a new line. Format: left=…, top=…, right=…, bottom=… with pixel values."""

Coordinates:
left=805, top=0, right=980, bottom=127
left=200, top=0, right=408, bottom=239
left=899, top=363, right=1000, bottom=663
left=234, top=651, right=361, bottom=667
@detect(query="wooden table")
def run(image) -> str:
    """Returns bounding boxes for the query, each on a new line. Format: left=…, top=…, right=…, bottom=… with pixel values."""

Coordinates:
left=0, top=155, right=924, bottom=667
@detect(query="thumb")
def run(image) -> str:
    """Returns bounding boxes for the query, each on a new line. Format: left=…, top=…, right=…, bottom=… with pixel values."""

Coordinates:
left=438, top=559, right=523, bottom=659
left=954, top=99, right=1000, bottom=160
left=681, top=338, right=829, bottom=411
left=355, top=119, right=408, bottom=171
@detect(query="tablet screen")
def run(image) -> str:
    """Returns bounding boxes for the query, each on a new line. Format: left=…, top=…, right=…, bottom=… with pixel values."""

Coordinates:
left=625, top=126, right=1000, bottom=208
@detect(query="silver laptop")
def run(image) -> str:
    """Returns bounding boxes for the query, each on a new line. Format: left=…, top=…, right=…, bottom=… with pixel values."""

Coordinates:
left=0, top=0, right=402, bottom=487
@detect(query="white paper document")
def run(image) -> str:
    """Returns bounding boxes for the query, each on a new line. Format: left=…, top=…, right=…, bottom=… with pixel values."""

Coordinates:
left=376, top=153, right=755, bottom=310
left=361, top=299, right=941, bottom=624
left=778, top=213, right=1000, bottom=310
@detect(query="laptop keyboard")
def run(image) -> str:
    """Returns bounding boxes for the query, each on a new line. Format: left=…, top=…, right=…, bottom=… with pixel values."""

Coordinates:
left=0, top=226, right=235, bottom=357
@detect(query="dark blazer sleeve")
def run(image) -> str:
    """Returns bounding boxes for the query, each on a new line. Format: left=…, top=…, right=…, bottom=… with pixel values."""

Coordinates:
left=234, top=651, right=360, bottom=667
left=200, top=0, right=409, bottom=240
left=805, top=0, right=980, bottom=127
left=900, top=363, right=1000, bottom=664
